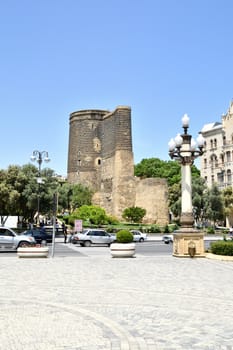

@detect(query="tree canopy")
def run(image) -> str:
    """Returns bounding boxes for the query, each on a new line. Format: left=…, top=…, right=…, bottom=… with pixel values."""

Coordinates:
left=0, top=164, right=93, bottom=225
left=134, top=157, right=200, bottom=186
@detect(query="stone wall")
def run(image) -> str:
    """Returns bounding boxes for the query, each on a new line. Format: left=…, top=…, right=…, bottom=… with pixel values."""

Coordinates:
left=134, top=178, right=169, bottom=225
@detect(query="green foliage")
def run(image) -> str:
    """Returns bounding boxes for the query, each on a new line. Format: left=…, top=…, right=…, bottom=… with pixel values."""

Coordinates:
left=122, top=206, right=146, bottom=223
left=163, top=224, right=170, bottom=233
left=222, top=187, right=233, bottom=219
left=204, top=184, right=224, bottom=224
left=70, top=184, right=93, bottom=209
left=134, top=158, right=181, bottom=186
left=206, top=226, right=215, bottom=234
left=147, top=225, right=161, bottom=233
left=134, top=157, right=200, bottom=187
left=210, top=241, right=233, bottom=256
left=70, top=205, right=113, bottom=226
left=0, top=164, right=94, bottom=224
left=116, top=230, right=133, bottom=243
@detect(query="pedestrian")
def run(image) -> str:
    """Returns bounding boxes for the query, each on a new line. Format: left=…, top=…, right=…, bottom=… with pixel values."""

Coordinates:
left=62, top=222, right=67, bottom=243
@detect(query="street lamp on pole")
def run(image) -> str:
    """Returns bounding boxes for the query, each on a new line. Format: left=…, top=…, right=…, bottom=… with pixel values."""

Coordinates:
left=30, top=150, right=50, bottom=225
left=168, top=114, right=206, bottom=257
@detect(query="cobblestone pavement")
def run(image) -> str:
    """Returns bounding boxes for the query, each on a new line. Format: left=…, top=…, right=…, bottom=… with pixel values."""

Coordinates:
left=0, top=248, right=233, bottom=350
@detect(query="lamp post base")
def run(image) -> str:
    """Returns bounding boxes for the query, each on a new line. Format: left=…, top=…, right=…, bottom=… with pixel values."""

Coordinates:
left=173, top=228, right=205, bottom=258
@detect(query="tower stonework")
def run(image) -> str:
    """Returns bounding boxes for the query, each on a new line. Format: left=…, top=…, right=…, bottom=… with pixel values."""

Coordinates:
left=67, top=106, right=169, bottom=224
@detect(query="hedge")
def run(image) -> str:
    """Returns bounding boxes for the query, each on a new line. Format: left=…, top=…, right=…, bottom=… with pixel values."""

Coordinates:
left=116, top=230, right=133, bottom=243
left=210, top=241, right=233, bottom=256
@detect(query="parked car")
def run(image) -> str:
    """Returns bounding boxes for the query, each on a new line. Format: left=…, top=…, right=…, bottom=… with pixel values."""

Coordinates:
left=71, top=229, right=116, bottom=247
left=162, top=234, right=173, bottom=244
left=130, top=230, right=147, bottom=242
left=0, top=227, right=36, bottom=250
left=23, top=229, right=53, bottom=244
left=43, top=225, right=64, bottom=235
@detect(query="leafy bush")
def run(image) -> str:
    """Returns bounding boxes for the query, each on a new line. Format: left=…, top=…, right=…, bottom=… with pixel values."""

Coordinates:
left=122, top=206, right=146, bottom=223
left=210, top=241, right=233, bottom=256
left=163, top=224, right=170, bottom=233
left=116, top=230, right=133, bottom=243
left=148, top=225, right=161, bottom=233
left=206, top=226, right=215, bottom=234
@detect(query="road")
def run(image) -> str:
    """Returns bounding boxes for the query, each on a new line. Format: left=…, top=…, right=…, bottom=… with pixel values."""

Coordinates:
left=0, top=237, right=220, bottom=258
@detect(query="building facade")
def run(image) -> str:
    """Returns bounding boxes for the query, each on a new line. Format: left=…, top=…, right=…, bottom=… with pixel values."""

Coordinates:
left=67, top=106, right=169, bottom=224
left=200, top=101, right=233, bottom=189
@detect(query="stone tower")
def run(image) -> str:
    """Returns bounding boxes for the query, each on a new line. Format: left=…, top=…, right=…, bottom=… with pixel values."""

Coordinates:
left=67, top=106, right=169, bottom=224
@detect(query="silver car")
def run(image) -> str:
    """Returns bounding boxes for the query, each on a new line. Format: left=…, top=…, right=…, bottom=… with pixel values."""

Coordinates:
left=0, top=227, right=36, bottom=250
left=130, top=230, right=147, bottom=242
left=71, top=229, right=115, bottom=247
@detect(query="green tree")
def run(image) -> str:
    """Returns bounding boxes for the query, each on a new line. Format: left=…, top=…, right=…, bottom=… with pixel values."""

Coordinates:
left=70, top=184, right=93, bottom=209
left=71, top=205, right=110, bottom=225
left=0, top=164, right=61, bottom=224
left=192, top=177, right=207, bottom=223
left=222, top=187, right=233, bottom=225
left=134, top=157, right=200, bottom=187
left=168, top=176, right=207, bottom=224
left=122, top=206, right=146, bottom=223
left=204, top=184, right=224, bottom=225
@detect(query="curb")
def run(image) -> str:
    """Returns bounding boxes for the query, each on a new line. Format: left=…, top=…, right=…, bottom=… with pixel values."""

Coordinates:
left=205, top=253, right=233, bottom=261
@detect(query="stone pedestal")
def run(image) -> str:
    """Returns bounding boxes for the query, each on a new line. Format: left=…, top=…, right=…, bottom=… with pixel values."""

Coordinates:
left=173, top=228, right=205, bottom=258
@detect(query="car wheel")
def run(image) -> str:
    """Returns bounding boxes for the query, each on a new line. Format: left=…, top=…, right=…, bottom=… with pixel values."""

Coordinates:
left=18, top=241, right=31, bottom=248
left=84, top=240, right=91, bottom=247
left=139, top=238, right=144, bottom=242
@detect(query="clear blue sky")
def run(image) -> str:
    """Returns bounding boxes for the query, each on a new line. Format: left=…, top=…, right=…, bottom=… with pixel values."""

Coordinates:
left=1, top=0, right=233, bottom=176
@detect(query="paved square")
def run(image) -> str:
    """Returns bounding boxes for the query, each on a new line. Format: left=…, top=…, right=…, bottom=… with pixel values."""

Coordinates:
left=0, top=254, right=233, bottom=349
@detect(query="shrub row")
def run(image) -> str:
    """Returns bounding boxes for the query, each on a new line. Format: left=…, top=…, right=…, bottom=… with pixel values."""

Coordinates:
left=210, top=241, right=233, bottom=256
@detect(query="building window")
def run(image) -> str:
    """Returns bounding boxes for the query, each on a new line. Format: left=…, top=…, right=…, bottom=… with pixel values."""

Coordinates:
left=211, top=175, right=214, bottom=184
left=217, top=172, right=224, bottom=185
left=214, top=139, right=217, bottom=148
left=95, top=158, right=101, bottom=166
left=204, top=158, right=207, bottom=168
left=220, top=153, right=224, bottom=164
left=210, top=154, right=217, bottom=169
left=210, top=139, right=213, bottom=149
left=227, top=169, right=232, bottom=185
left=226, top=151, right=231, bottom=162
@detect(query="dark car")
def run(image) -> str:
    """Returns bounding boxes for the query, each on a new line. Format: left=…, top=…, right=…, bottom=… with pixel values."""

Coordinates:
left=23, top=229, right=53, bottom=244
left=162, top=234, right=173, bottom=244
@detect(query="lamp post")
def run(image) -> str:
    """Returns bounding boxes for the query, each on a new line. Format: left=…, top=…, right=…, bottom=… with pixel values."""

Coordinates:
left=30, top=150, right=50, bottom=226
left=168, top=114, right=206, bottom=257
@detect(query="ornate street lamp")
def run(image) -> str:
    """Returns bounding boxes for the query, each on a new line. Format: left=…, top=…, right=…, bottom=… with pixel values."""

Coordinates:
left=30, top=150, right=50, bottom=225
left=168, top=114, right=205, bottom=257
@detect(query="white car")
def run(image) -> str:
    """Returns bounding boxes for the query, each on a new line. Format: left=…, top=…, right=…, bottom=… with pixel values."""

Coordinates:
left=0, top=227, right=36, bottom=250
left=71, top=229, right=116, bottom=247
left=130, top=230, right=147, bottom=242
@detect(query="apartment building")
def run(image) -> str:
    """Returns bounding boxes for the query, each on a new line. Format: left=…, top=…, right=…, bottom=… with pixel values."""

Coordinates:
left=200, top=101, right=233, bottom=189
